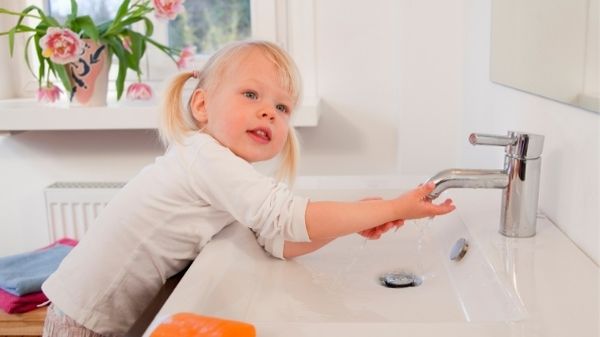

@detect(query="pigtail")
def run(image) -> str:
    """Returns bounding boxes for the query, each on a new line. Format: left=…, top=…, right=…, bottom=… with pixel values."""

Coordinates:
left=276, top=128, right=300, bottom=186
left=159, top=71, right=197, bottom=146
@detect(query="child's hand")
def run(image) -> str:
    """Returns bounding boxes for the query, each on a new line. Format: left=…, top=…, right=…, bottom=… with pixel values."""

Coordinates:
left=357, top=197, right=405, bottom=240
left=395, top=182, right=455, bottom=219
left=358, top=219, right=404, bottom=240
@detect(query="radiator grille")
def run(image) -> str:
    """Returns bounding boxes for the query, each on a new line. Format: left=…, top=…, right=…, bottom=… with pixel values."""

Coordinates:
left=44, top=182, right=125, bottom=242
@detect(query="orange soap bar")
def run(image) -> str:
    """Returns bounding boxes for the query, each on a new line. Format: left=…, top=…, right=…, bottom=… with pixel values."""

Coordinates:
left=150, top=312, right=256, bottom=337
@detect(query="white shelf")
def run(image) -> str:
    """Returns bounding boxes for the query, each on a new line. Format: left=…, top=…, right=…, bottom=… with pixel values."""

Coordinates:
left=0, top=97, right=321, bottom=133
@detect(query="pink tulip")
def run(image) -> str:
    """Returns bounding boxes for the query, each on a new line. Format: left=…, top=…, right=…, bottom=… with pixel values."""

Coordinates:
left=36, top=83, right=62, bottom=103
left=153, top=0, right=185, bottom=20
left=126, top=82, right=153, bottom=100
left=39, top=27, right=84, bottom=65
left=176, top=45, right=196, bottom=70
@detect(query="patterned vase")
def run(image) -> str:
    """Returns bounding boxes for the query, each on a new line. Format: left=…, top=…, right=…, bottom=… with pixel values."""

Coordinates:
left=67, top=39, right=111, bottom=106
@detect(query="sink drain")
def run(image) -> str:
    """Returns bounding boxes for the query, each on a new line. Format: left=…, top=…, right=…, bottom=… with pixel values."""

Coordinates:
left=379, top=271, right=423, bottom=288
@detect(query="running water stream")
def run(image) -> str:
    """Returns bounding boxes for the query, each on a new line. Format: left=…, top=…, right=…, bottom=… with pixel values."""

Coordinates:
left=414, top=217, right=434, bottom=276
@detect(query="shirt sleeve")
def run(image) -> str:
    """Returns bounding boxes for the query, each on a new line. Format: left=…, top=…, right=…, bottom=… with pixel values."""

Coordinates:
left=186, top=138, right=311, bottom=259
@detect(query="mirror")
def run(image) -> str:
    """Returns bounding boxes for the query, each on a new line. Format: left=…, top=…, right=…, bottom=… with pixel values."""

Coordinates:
left=491, top=0, right=599, bottom=113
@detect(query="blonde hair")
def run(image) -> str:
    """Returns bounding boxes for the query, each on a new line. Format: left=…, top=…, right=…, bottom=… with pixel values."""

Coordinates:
left=159, top=40, right=302, bottom=184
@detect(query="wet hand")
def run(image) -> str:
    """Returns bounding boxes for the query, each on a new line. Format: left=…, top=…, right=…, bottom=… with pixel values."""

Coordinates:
left=396, top=182, right=456, bottom=220
left=357, top=197, right=405, bottom=240
left=358, top=219, right=405, bottom=240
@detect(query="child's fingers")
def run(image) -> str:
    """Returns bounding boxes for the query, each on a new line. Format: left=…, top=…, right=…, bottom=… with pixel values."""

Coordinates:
left=429, top=198, right=456, bottom=215
left=379, top=221, right=403, bottom=236
left=360, top=228, right=379, bottom=239
left=416, top=182, right=436, bottom=199
left=383, top=222, right=396, bottom=231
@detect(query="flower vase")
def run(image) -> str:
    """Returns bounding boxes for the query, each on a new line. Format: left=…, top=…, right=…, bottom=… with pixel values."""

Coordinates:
left=67, top=39, right=111, bottom=107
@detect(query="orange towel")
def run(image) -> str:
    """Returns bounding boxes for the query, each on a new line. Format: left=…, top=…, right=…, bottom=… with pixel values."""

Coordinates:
left=150, top=312, right=256, bottom=337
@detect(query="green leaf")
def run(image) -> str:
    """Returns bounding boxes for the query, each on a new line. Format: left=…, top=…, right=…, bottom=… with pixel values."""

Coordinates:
left=96, top=21, right=111, bottom=36
left=13, top=6, right=58, bottom=28
left=24, top=35, right=37, bottom=78
left=0, top=25, right=40, bottom=36
left=113, top=0, right=131, bottom=26
left=141, top=35, right=178, bottom=62
left=0, top=8, right=40, bottom=19
left=33, top=34, right=45, bottom=85
left=120, top=16, right=144, bottom=27
left=75, top=16, right=99, bottom=41
left=52, top=63, right=73, bottom=93
left=68, top=20, right=80, bottom=34
left=69, top=0, right=78, bottom=20
left=8, top=28, right=15, bottom=56
left=141, top=17, right=154, bottom=36
left=45, top=16, right=60, bottom=27
left=15, top=25, right=38, bottom=33
left=125, top=31, right=144, bottom=72
left=107, top=36, right=128, bottom=100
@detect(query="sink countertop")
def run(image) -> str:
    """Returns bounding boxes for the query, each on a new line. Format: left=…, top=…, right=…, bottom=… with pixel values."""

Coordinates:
left=142, top=185, right=599, bottom=337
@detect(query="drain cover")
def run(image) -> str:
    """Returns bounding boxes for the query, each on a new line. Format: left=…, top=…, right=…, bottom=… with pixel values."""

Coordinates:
left=379, top=271, right=422, bottom=288
left=450, top=238, right=469, bottom=261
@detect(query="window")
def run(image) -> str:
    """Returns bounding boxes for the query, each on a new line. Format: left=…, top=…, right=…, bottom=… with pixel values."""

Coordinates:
left=168, top=0, right=251, bottom=55
left=44, top=0, right=121, bottom=25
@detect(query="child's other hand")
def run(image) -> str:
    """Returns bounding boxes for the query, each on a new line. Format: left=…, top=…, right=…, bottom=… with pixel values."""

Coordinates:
left=396, top=182, right=456, bottom=219
left=358, top=219, right=404, bottom=240
left=357, top=197, right=405, bottom=240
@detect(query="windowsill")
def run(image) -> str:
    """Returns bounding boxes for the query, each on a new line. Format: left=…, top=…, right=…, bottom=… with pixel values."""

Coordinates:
left=0, top=96, right=321, bottom=133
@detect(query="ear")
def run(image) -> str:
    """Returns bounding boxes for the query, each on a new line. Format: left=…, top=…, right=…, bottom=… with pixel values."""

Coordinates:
left=190, top=88, right=208, bottom=125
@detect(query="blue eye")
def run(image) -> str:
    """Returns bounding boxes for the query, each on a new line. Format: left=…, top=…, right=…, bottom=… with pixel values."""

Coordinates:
left=276, top=104, right=289, bottom=114
left=243, top=91, right=257, bottom=99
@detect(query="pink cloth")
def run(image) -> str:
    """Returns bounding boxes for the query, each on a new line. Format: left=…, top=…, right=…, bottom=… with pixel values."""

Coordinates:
left=0, top=288, right=48, bottom=314
left=42, top=238, right=78, bottom=250
left=0, top=238, right=77, bottom=314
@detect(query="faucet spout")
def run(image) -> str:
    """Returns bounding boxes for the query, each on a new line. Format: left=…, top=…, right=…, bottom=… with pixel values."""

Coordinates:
left=427, top=131, right=543, bottom=238
left=426, top=169, right=509, bottom=199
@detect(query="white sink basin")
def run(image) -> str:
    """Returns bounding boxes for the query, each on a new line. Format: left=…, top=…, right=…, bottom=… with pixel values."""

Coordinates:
left=143, top=178, right=599, bottom=337
left=157, top=213, right=525, bottom=326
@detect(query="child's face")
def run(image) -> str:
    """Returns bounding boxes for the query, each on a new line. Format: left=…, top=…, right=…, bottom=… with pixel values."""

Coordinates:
left=191, top=49, right=294, bottom=163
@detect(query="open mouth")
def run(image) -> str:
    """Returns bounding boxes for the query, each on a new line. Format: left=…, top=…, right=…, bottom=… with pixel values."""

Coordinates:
left=247, top=128, right=271, bottom=143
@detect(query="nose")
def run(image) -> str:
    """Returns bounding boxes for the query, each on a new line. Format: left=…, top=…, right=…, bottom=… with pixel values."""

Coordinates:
left=258, top=106, right=276, bottom=121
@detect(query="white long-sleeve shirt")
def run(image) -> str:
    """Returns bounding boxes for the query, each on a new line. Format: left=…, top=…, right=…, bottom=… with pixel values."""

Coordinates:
left=42, top=132, right=310, bottom=335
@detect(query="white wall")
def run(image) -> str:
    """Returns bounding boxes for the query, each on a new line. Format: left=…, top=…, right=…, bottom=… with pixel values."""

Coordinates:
left=462, top=0, right=599, bottom=265
left=297, top=0, right=400, bottom=175
left=394, top=0, right=464, bottom=174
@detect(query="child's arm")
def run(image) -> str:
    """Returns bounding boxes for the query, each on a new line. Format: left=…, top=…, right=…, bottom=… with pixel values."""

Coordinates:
left=305, top=182, right=453, bottom=241
left=283, top=218, right=402, bottom=259
left=283, top=238, right=335, bottom=259
left=304, top=182, right=453, bottom=240
left=282, top=201, right=404, bottom=259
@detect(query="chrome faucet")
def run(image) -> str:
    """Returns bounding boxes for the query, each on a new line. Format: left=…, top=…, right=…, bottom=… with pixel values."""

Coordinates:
left=427, top=131, right=544, bottom=237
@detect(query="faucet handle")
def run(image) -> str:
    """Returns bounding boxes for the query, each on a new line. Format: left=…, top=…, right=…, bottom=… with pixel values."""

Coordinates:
left=469, top=131, right=544, bottom=159
left=469, top=133, right=517, bottom=146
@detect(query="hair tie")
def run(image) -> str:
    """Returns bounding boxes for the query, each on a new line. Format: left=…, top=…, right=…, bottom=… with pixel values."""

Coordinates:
left=191, top=70, right=200, bottom=79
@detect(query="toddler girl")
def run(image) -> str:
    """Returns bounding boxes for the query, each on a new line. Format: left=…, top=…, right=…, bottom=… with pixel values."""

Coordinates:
left=41, top=40, right=454, bottom=337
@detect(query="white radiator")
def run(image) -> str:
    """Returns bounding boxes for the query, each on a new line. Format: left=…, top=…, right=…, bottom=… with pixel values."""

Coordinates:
left=44, top=182, right=125, bottom=242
